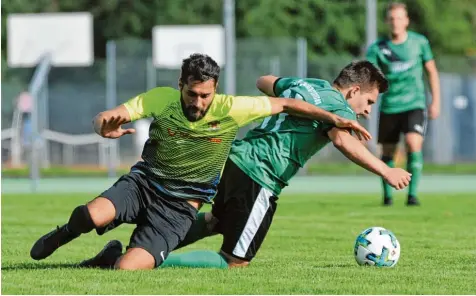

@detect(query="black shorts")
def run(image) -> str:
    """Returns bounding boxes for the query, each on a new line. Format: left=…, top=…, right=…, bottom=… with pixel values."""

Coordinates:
left=96, top=172, right=198, bottom=267
left=212, top=159, right=278, bottom=261
left=378, top=109, right=427, bottom=144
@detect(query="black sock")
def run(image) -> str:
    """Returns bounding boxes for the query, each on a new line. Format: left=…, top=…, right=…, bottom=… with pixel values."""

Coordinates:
left=67, top=205, right=96, bottom=235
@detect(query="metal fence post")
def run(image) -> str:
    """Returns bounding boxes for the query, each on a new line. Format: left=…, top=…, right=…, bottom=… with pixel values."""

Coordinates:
left=224, top=0, right=236, bottom=94
left=106, top=40, right=118, bottom=178
left=146, top=57, right=157, bottom=90
left=297, top=38, right=307, bottom=78
left=270, top=56, right=281, bottom=76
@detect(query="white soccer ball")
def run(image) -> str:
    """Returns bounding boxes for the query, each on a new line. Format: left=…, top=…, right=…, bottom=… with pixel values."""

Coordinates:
left=353, top=226, right=401, bottom=267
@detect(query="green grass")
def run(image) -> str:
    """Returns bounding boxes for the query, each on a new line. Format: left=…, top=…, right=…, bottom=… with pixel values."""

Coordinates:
left=2, top=193, right=476, bottom=294
left=3, top=162, right=476, bottom=178
left=306, top=162, right=476, bottom=175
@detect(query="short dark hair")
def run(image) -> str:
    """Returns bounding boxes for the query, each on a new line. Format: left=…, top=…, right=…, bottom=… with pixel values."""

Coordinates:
left=387, top=2, right=407, bottom=15
left=333, top=60, right=388, bottom=93
left=180, top=53, right=220, bottom=85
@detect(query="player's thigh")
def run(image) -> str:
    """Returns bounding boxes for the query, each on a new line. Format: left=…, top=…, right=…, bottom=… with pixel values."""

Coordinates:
left=213, top=160, right=279, bottom=262
left=402, top=109, right=426, bottom=152
left=211, top=158, right=256, bottom=227
left=94, top=172, right=151, bottom=235
left=378, top=112, right=402, bottom=148
left=221, top=188, right=278, bottom=262
left=122, top=222, right=168, bottom=269
left=128, top=195, right=198, bottom=268
left=210, top=159, right=237, bottom=228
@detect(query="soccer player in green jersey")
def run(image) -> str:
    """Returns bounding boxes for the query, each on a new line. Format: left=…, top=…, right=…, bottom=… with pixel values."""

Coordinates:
left=107, top=60, right=409, bottom=270
left=29, top=53, right=370, bottom=270
left=366, top=2, right=441, bottom=206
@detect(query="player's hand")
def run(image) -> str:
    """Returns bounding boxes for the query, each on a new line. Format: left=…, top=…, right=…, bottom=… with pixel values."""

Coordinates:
left=99, top=116, right=136, bottom=139
left=334, top=117, right=372, bottom=141
left=382, top=168, right=412, bottom=190
left=428, top=103, right=440, bottom=119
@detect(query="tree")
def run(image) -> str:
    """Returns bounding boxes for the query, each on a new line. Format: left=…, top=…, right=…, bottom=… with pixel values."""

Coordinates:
left=1, top=0, right=474, bottom=73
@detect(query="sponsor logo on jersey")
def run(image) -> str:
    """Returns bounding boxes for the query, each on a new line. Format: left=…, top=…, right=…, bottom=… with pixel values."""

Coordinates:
left=390, top=61, right=417, bottom=73
left=381, top=48, right=392, bottom=56
left=208, top=121, right=221, bottom=131
left=294, top=80, right=322, bottom=105
left=167, top=127, right=222, bottom=144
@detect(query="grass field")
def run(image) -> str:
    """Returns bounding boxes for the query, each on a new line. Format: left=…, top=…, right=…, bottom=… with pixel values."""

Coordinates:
left=2, top=192, right=476, bottom=294
left=3, top=162, right=476, bottom=178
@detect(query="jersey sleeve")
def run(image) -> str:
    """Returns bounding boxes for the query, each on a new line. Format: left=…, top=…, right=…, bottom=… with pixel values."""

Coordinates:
left=366, top=43, right=380, bottom=67
left=420, top=36, right=434, bottom=63
left=273, top=77, right=300, bottom=96
left=123, top=87, right=178, bottom=121
left=228, top=95, right=273, bottom=127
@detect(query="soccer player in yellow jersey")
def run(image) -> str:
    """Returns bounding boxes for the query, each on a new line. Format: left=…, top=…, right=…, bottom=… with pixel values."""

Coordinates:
left=30, top=53, right=371, bottom=270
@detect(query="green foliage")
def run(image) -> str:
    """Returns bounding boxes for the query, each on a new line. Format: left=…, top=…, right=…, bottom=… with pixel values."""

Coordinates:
left=1, top=0, right=474, bottom=64
left=378, top=0, right=476, bottom=56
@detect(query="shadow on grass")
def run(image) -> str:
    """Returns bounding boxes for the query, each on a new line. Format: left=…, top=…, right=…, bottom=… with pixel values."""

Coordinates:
left=314, top=263, right=355, bottom=268
left=2, top=262, right=84, bottom=271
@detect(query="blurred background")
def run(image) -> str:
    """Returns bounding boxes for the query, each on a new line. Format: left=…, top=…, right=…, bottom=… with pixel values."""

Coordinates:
left=1, top=0, right=475, bottom=185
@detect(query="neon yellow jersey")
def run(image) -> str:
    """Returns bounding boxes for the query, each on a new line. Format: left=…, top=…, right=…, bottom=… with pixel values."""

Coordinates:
left=123, top=87, right=272, bottom=202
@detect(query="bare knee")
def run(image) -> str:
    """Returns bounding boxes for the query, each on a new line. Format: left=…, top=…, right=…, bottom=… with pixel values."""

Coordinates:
left=115, top=259, right=143, bottom=270
left=115, top=248, right=155, bottom=270
left=86, top=197, right=116, bottom=228
left=405, top=133, right=423, bottom=152
left=220, top=250, right=250, bottom=268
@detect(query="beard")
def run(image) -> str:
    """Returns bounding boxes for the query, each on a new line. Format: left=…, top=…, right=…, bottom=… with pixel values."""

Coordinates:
left=180, top=95, right=210, bottom=122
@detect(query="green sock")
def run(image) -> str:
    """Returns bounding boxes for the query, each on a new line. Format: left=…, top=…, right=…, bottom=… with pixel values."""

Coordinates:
left=175, top=212, right=214, bottom=250
left=160, top=251, right=228, bottom=269
left=381, top=156, right=395, bottom=199
left=407, top=151, right=423, bottom=198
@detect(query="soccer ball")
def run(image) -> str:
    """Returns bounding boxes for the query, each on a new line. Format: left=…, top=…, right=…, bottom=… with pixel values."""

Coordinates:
left=354, top=226, right=401, bottom=267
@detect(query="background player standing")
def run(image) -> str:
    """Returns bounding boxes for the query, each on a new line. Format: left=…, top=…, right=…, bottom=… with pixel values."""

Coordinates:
left=366, top=2, right=441, bottom=206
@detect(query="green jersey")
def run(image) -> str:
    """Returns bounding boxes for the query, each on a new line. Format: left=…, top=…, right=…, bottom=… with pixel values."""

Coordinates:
left=366, top=31, right=434, bottom=114
left=229, top=78, right=356, bottom=195
left=123, top=87, right=273, bottom=202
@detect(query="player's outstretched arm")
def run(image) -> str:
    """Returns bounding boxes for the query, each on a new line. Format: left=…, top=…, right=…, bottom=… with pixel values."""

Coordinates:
left=268, top=97, right=372, bottom=141
left=93, top=105, right=135, bottom=139
left=328, top=127, right=411, bottom=190
left=256, top=75, right=371, bottom=141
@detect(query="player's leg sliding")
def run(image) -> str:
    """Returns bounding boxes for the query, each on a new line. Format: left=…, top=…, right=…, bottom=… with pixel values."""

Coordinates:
left=175, top=212, right=216, bottom=250
left=78, top=240, right=123, bottom=269
left=158, top=212, right=225, bottom=268
left=160, top=250, right=229, bottom=269
left=381, top=155, right=395, bottom=206
left=406, top=151, right=423, bottom=206
left=30, top=205, right=96, bottom=260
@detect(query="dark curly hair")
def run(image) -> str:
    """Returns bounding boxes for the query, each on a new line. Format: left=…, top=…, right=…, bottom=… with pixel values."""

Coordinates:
left=180, top=53, right=220, bottom=85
